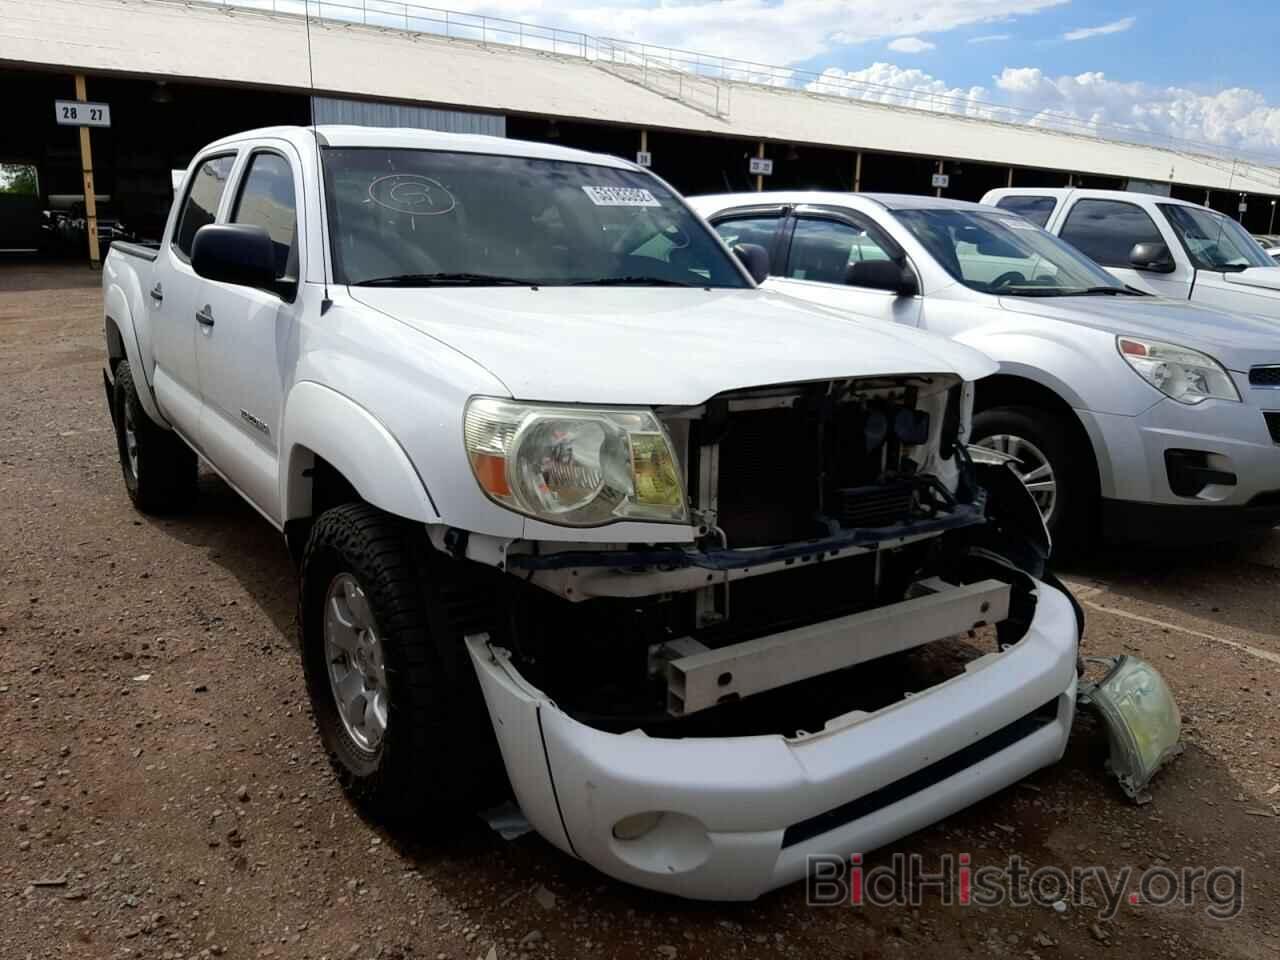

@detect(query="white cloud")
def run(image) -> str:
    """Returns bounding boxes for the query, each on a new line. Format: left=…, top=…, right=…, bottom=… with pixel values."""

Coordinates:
left=968, top=33, right=1011, bottom=44
left=887, top=36, right=935, bottom=53
left=807, top=58, right=1280, bottom=159
left=438, top=0, right=1067, bottom=64
left=1062, top=16, right=1136, bottom=42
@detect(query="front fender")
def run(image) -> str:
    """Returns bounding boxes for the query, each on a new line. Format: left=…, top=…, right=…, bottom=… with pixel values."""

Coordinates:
left=281, top=381, right=440, bottom=524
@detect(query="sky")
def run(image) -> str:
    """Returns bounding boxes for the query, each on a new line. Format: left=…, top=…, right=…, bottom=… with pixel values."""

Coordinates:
left=427, top=0, right=1280, bottom=159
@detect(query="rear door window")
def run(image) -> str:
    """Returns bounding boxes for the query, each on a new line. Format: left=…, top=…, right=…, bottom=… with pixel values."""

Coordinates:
left=993, top=195, right=1056, bottom=228
left=173, top=154, right=236, bottom=260
left=712, top=214, right=784, bottom=257
left=1058, top=198, right=1164, bottom=267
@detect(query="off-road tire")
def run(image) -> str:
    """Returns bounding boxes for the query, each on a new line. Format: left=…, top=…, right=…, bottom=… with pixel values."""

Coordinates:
left=112, top=360, right=197, bottom=514
left=299, top=503, right=503, bottom=821
left=971, top=404, right=1095, bottom=554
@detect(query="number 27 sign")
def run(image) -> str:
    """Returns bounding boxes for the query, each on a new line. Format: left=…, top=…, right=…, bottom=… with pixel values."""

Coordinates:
left=55, top=100, right=112, bottom=128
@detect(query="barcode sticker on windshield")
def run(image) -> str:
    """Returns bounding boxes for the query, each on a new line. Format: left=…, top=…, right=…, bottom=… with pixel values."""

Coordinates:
left=582, top=186, right=662, bottom=207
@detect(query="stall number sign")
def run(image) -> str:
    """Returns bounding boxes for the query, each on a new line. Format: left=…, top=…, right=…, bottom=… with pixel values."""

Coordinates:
left=55, top=100, right=111, bottom=128
left=931, top=173, right=950, bottom=189
left=635, top=151, right=653, bottom=168
left=1239, top=201, right=1249, bottom=213
left=749, top=157, right=774, bottom=176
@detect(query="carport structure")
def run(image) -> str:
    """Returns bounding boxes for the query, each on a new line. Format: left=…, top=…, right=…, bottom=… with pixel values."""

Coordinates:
left=3, top=0, right=1279, bottom=261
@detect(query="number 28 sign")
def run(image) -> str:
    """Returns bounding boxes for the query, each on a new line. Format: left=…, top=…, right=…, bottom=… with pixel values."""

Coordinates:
left=55, top=100, right=112, bottom=128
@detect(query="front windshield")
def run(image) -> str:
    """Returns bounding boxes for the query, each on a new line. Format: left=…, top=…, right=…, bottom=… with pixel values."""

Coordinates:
left=1159, top=204, right=1273, bottom=271
left=321, top=148, right=748, bottom=288
left=894, top=207, right=1126, bottom=296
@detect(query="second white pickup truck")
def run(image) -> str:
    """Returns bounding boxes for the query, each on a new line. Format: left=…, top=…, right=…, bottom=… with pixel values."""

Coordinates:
left=983, top=187, right=1280, bottom=317
left=101, top=125, right=1083, bottom=901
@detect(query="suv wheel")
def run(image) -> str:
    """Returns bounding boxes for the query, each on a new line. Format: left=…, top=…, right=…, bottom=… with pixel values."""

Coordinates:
left=299, top=503, right=501, bottom=820
left=112, top=361, right=197, bottom=513
left=971, top=405, right=1093, bottom=551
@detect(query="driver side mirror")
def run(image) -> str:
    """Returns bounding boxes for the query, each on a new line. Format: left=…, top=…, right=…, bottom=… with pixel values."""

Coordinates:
left=192, top=223, right=289, bottom=296
left=845, top=259, right=919, bottom=297
left=1128, top=241, right=1176, bottom=274
left=732, top=243, right=770, bottom=284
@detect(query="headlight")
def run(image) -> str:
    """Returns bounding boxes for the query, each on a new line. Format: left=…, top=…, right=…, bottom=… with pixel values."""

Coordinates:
left=463, top=397, right=687, bottom=526
left=1081, top=655, right=1183, bottom=803
left=1117, top=336, right=1240, bottom=404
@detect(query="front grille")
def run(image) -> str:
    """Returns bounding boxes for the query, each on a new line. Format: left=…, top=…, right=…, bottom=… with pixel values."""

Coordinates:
left=1265, top=412, right=1280, bottom=444
left=1250, top=366, right=1280, bottom=387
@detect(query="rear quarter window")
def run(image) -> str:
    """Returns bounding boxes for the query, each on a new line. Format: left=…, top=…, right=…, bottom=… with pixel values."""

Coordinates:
left=993, top=195, right=1057, bottom=228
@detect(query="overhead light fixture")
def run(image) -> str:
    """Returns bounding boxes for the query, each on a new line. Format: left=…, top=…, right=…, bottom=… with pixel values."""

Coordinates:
left=151, top=81, right=173, bottom=104
left=546, top=119, right=560, bottom=140
left=1080, top=655, right=1182, bottom=804
left=786, top=144, right=799, bottom=162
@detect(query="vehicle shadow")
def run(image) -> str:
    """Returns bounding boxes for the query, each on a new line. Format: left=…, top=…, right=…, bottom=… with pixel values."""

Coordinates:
left=1056, top=529, right=1280, bottom=644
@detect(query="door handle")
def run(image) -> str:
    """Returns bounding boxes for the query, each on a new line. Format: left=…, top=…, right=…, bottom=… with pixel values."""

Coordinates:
left=149, top=284, right=163, bottom=303
left=195, top=305, right=215, bottom=328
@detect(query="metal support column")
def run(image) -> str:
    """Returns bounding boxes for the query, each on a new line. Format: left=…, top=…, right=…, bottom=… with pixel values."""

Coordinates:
left=74, top=74, right=101, bottom=266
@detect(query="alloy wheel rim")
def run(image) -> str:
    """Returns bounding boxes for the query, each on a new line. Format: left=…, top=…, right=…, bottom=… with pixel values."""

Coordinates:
left=323, top=573, right=389, bottom=752
left=123, top=403, right=139, bottom=478
left=975, top=433, right=1058, bottom=525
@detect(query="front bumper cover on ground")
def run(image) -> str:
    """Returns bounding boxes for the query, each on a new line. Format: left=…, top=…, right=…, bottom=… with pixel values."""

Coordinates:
left=465, top=576, right=1081, bottom=901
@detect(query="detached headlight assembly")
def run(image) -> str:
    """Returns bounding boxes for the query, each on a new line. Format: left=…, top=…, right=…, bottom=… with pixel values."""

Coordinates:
left=1080, top=655, right=1183, bottom=803
left=1117, top=336, right=1240, bottom=404
left=463, top=398, right=687, bottom=526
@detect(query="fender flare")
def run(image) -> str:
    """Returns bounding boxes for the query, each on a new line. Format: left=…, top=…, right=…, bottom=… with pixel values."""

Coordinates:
left=281, top=381, right=441, bottom=524
left=104, top=282, right=170, bottom=427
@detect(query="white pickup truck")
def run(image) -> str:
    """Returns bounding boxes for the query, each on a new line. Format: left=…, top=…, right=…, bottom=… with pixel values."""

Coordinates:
left=982, top=187, right=1280, bottom=316
left=101, top=125, right=1084, bottom=901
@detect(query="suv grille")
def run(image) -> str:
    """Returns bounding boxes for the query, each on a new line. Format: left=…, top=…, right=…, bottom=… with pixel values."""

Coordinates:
left=1250, top=366, right=1280, bottom=387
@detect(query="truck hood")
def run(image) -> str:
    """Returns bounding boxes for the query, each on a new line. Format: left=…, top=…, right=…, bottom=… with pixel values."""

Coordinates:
left=1221, top=267, right=1280, bottom=295
left=996, top=294, right=1280, bottom=372
left=349, top=287, right=997, bottom=405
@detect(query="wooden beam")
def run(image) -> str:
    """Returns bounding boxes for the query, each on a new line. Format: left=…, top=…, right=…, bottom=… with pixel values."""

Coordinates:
left=853, top=150, right=863, bottom=192
left=74, top=74, right=101, bottom=265
left=755, top=141, right=765, bottom=192
left=935, top=158, right=945, bottom=198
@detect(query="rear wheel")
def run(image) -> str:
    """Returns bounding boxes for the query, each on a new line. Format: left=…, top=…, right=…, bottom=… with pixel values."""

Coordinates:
left=971, top=405, right=1094, bottom=552
left=299, top=503, right=502, bottom=821
left=112, top=361, right=197, bottom=513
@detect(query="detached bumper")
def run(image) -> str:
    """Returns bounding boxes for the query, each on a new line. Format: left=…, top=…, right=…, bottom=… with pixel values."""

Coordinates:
left=466, top=578, right=1080, bottom=901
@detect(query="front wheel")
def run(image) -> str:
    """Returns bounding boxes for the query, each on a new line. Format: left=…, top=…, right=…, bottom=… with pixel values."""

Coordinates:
left=299, top=503, right=501, bottom=821
left=971, top=405, right=1093, bottom=552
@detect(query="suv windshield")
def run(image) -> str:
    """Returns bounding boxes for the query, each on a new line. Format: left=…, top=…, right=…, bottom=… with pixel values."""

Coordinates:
left=894, top=207, right=1127, bottom=296
left=1160, top=204, right=1273, bottom=271
left=322, top=148, right=748, bottom=288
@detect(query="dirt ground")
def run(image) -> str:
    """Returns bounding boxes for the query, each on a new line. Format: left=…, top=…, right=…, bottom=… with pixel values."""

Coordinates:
left=1, top=261, right=1278, bottom=960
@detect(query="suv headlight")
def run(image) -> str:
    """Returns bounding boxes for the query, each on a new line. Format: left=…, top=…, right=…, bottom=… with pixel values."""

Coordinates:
left=463, top=397, right=687, bottom=526
left=1117, top=336, right=1240, bottom=404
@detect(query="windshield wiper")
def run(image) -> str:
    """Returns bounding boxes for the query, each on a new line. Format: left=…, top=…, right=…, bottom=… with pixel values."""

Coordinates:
left=568, top=276, right=699, bottom=287
left=352, top=272, right=533, bottom=287
left=1073, top=286, right=1144, bottom=296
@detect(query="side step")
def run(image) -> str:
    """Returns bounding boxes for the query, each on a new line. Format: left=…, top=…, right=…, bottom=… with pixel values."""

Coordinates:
left=655, top=579, right=1011, bottom=716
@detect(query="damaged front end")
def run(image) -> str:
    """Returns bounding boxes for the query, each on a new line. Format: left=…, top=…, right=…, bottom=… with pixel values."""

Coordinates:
left=444, top=374, right=1084, bottom=900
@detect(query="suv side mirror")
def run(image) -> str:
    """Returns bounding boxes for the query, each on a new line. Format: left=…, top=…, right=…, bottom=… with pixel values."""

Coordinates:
left=732, top=243, right=770, bottom=284
left=192, top=223, right=280, bottom=292
left=845, top=259, right=919, bottom=297
left=1128, top=241, right=1176, bottom=274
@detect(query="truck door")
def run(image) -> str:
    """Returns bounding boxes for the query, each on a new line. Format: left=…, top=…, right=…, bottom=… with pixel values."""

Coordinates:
left=193, top=145, right=303, bottom=523
left=1055, top=197, right=1194, bottom=299
left=151, top=152, right=238, bottom=441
